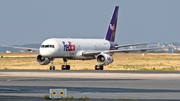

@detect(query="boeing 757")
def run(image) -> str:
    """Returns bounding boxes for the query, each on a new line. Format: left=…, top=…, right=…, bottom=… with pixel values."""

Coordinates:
left=3, top=6, right=163, bottom=70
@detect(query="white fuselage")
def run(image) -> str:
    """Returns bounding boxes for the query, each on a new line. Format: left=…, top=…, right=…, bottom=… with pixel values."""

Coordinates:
left=40, top=38, right=111, bottom=59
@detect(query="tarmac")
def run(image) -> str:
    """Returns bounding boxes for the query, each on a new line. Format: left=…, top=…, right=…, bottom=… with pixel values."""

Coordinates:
left=0, top=70, right=180, bottom=101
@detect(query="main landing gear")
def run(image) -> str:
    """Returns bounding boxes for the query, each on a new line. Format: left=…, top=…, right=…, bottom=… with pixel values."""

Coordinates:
left=95, top=65, right=103, bottom=70
left=61, top=58, right=70, bottom=70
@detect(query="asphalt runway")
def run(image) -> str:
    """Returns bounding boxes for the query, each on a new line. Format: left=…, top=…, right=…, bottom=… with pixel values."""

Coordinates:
left=0, top=70, right=180, bottom=101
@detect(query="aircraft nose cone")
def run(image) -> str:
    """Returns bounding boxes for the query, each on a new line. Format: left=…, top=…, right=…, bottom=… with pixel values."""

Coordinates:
left=40, top=48, right=52, bottom=57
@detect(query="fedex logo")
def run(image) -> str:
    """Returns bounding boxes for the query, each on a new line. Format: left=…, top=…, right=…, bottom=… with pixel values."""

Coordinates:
left=110, top=24, right=116, bottom=30
left=108, top=57, right=112, bottom=61
left=62, top=41, right=75, bottom=51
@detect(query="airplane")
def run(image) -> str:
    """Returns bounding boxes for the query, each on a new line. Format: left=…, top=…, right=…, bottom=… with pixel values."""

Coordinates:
left=3, top=6, right=164, bottom=70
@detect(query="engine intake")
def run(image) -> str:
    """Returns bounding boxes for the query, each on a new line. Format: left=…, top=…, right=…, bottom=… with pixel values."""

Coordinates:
left=36, top=54, right=50, bottom=65
left=96, top=54, right=113, bottom=65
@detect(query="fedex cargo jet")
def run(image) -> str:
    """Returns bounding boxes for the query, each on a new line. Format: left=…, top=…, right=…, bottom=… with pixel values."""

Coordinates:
left=3, top=6, right=163, bottom=70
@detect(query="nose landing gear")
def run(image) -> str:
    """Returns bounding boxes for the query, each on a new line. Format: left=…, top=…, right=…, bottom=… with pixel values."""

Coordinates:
left=49, top=58, right=55, bottom=70
left=50, top=65, right=55, bottom=70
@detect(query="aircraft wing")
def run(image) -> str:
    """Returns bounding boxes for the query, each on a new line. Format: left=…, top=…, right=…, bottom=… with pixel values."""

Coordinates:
left=107, top=47, right=166, bottom=53
left=115, top=42, right=151, bottom=48
left=2, top=45, right=39, bottom=51
left=82, top=47, right=168, bottom=56
left=82, top=51, right=101, bottom=56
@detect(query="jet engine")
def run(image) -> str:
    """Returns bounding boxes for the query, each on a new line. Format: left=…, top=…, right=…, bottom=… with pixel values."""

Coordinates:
left=36, top=54, right=50, bottom=65
left=96, top=54, right=113, bottom=65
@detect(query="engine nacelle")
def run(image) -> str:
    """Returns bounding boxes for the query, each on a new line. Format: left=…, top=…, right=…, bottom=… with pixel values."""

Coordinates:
left=96, top=54, right=113, bottom=66
left=36, top=54, right=50, bottom=65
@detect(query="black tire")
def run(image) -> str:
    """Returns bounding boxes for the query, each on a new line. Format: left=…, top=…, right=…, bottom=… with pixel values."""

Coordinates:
left=95, top=65, right=99, bottom=70
left=53, top=66, right=55, bottom=70
left=66, top=65, right=70, bottom=70
left=99, top=65, right=103, bottom=70
left=62, top=65, right=65, bottom=70
left=62, top=65, right=71, bottom=70
left=95, top=65, right=103, bottom=70
left=50, top=66, right=52, bottom=70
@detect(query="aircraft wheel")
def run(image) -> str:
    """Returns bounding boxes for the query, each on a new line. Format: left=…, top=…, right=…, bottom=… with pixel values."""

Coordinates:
left=95, top=65, right=103, bottom=70
left=62, top=65, right=70, bottom=70
left=66, top=65, right=70, bottom=70
left=95, top=65, right=99, bottom=70
left=50, top=66, right=52, bottom=70
left=99, top=65, right=103, bottom=70
left=62, top=65, right=66, bottom=70
left=53, top=66, right=55, bottom=70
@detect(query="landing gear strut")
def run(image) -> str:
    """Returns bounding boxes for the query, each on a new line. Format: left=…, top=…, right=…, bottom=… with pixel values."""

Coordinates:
left=61, top=58, right=70, bottom=70
left=49, top=59, right=55, bottom=70
left=95, top=65, right=103, bottom=70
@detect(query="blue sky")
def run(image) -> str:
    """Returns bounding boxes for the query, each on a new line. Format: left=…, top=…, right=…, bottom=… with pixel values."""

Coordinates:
left=0, top=0, right=180, bottom=46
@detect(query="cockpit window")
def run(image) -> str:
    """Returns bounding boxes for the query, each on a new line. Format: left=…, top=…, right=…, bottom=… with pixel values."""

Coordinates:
left=50, top=45, right=54, bottom=48
left=41, top=45, right=45, bottom=47
left=41, top=45, right=55, bottom=48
